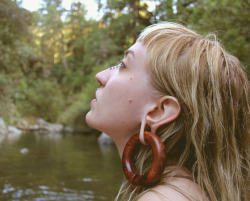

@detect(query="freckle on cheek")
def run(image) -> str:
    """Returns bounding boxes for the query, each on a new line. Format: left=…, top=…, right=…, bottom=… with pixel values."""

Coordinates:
left=130, top=77, right=133, bottom=80
left=129, top=99, right=132, bottom=103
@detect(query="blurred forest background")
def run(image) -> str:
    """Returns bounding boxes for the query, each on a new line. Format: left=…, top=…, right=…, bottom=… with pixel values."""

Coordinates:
left=1, top=0, right=249, bottom=132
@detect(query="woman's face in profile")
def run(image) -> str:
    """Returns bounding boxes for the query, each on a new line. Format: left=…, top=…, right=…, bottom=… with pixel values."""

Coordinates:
left=86, top=42, right=156, bottom=143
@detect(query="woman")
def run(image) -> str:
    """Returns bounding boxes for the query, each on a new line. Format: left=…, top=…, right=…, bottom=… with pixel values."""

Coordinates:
left=86, top=22, right=249, bottom=201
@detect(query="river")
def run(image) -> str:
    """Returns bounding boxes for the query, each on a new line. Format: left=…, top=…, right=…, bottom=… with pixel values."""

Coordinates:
left=0, top=132, right=123, bottom=201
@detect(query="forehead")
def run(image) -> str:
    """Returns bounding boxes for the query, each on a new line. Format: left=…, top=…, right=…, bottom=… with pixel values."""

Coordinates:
left=125, top=42, right=147, bottom=63
left=125, top=42, right=153, bottom=87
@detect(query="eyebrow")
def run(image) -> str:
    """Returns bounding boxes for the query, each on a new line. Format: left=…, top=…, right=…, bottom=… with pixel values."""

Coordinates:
left=125, top=49, right=135, bottom=58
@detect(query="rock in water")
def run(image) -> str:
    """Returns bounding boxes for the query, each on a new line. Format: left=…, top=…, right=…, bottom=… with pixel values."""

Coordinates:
left=20, top=148, right=29, bottom=155
left=35, top=118, right=63, bottom=133
left=98, top=133, right=114, bottom=145
left=7, top=126, right=22, bottom=135
left=0, top=118, right=7, bottom=135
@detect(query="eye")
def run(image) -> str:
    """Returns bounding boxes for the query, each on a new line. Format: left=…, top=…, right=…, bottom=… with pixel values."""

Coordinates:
left=119, top=60, right=126, bottom=69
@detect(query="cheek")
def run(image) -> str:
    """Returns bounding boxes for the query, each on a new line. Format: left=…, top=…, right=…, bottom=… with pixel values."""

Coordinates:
left=87, top=75, right=153, bottom=134
left=103, top=79, right=146, bottom=117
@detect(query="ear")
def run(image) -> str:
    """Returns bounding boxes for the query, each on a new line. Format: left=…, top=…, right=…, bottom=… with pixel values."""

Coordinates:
left=145, top=96, right=181, bottom=134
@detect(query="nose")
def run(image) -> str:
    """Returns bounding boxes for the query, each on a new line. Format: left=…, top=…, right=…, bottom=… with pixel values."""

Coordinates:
left=95, top=68, right=110, bottom=87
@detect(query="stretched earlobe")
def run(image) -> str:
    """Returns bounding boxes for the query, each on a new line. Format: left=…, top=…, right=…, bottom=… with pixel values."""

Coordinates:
left=146, top=96, right=181, bottom=134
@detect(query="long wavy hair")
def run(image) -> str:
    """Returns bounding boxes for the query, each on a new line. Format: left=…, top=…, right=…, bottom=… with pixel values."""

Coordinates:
left=115, top=22, right=249, bottom=201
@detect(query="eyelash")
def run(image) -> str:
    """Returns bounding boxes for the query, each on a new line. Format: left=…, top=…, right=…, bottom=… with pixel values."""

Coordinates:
left=119, top=60, right=126, bottom=68
left=109, top=60, right=126, bottom=70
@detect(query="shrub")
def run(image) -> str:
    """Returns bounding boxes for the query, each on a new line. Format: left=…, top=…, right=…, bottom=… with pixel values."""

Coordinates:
left=17, top=78, right=64, bottom=122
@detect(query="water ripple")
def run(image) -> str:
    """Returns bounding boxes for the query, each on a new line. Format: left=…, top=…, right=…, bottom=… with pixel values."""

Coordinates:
left=2, top=184, right=107, bottom=201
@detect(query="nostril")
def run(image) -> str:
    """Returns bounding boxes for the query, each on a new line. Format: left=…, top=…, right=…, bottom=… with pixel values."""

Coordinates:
left=95, top=73, right=101, bottom=85
left=98, top=80, right=102, bottom=86
left=95, top=71, right=106, bottom=87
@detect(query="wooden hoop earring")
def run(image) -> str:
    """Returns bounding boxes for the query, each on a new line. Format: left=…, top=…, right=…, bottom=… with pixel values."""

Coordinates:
left=122, top=131, right=166, bottom=187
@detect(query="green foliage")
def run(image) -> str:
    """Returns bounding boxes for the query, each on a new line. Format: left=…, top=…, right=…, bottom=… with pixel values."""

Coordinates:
left=188, top=0, right=250, bottom=69
left=0, top=0, right=32, bottom=73
left=17, top=79, right=64, bottom=122
left=0, top=74, right=20, bottom=124
left=102, top=0, right=152, bottom=48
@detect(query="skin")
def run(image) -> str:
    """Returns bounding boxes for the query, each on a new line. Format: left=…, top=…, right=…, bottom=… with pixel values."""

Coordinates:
left=86, top=42, right=159, bottom=157
left=86, top=42, right=202, bottom=200
left=138, top=167, right=205, bottom=201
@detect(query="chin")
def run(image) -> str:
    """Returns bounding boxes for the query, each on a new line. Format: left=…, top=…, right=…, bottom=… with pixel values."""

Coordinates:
left=85, top=111, right=95, bottom=128
left=86, top=113, right=112, bottom=137
left=85, top=111, right=103, bottom=132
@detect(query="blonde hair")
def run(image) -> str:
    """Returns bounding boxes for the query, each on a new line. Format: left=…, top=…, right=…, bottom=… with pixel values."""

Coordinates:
left=115, top=22, right=249, bottom=201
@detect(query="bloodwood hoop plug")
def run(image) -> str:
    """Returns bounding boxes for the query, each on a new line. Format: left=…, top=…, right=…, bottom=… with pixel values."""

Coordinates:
left=122, top=131, right=166, bottom=187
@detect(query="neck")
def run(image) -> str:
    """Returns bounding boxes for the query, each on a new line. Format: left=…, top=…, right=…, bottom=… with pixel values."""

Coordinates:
left=117, top=145, right=124, bottom=158
left=111, top=133, right=135, bottom=158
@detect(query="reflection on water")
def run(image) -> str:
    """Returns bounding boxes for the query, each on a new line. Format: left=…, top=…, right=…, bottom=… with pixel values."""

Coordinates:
left=0, top=132, right=123, bottom=201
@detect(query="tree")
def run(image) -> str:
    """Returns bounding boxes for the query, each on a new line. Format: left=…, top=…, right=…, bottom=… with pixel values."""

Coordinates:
left=101, top=0, right=152, bottom=50
left=0, top=0, right=33, bottom=74
left=188, top=0, right=250, bottom=71
left=37, top=0, right=68, bottom=69
left=154, top=0, right=249, bottom=73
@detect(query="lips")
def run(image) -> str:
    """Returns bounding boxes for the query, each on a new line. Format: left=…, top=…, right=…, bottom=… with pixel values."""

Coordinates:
left=91, top=99, right=97, bottom=104
left=91, top=89, right=99, bottom=104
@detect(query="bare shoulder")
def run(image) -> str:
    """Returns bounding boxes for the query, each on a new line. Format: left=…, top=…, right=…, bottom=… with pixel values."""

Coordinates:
left=138, top=187, right=191, bottom=201
left=138, top=175, right=205, bottom=201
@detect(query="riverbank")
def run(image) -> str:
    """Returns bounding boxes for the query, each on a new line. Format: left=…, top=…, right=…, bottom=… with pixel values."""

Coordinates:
left=0, top=117, right=113, bottom=145
left=0, top=117, right=73, bottom=136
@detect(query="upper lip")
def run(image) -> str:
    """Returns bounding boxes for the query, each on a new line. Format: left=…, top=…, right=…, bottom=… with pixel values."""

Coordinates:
left=95, top=89, right=99, bottom=100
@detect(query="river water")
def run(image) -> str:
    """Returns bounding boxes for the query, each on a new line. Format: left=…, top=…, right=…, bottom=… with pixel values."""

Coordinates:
left=0, top=132, right=123, bottom=201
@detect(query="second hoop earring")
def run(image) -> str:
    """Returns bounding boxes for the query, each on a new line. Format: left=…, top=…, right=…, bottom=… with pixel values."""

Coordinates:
left=122, top=131, right=166, bottom=187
